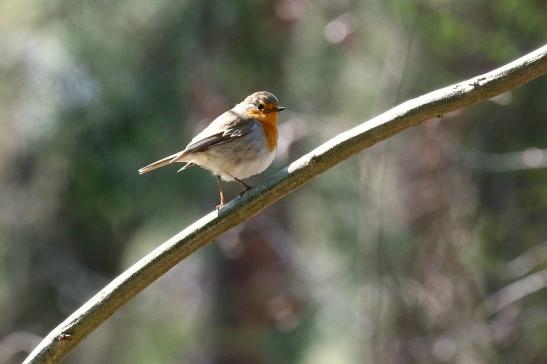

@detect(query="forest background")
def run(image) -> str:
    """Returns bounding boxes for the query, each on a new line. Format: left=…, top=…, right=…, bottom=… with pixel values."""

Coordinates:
left=1, top=1, right=546, bottom=363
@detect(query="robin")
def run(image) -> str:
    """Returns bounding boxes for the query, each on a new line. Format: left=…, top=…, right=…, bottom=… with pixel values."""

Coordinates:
left=138, top=91, right=285, bottom=207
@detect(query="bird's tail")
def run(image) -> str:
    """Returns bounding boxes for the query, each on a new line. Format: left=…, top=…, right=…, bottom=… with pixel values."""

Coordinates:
left=138, top=151, right=185, bottom=175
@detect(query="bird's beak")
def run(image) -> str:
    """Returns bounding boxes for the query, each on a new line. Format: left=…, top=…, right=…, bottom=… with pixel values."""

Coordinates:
left=276, top=106, right=286, bottom=112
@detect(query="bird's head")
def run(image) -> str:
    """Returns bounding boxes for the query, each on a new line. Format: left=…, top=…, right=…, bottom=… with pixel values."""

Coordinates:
left=236, top=91, right=285, bottom=120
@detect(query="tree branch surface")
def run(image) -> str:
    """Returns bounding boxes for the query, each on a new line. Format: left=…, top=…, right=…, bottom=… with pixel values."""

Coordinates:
left=24, top=44, right=547, bottom=364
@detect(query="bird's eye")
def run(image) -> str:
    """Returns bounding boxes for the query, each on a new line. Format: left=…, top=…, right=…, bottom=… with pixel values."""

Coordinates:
left=257, top=103, right=265, bottom=110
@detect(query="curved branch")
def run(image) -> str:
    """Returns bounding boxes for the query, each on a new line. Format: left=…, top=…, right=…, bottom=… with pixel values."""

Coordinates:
left=24, top=44, right=547, bottom=363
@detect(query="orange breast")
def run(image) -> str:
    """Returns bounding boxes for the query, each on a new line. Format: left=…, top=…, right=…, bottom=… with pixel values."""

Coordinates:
left=249, top=111, right=278, bottom=152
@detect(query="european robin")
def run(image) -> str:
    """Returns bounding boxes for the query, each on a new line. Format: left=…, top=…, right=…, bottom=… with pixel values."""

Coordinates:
left=138, top=91, right=285, bottom=207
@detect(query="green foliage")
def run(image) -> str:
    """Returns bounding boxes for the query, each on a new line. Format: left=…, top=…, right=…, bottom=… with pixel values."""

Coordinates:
left=0, top=0, right=546, bottom=363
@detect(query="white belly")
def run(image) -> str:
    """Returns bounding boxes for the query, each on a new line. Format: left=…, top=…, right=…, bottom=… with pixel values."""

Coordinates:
left=183, top=123, right=276, bottom=181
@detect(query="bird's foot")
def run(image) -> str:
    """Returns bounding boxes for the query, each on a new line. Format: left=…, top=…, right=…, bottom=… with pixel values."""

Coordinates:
left=235, top=177, right=253, bottom=196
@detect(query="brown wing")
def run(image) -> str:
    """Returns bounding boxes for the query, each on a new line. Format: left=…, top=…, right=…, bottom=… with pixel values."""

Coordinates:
left=183, top=111, right=256, bottom=154
left=139, top=111, right=258, bottom=174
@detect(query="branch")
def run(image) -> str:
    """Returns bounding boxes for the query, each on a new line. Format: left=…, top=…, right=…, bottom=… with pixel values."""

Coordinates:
left=24, top=44, right=547, bottom=364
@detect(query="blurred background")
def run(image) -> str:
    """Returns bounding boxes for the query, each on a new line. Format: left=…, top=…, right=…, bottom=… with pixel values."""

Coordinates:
left=1, top=1, right=546, bottom=363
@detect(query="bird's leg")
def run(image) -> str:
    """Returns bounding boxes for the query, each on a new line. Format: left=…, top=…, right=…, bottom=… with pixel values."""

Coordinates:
left=216, top=175, right=225, bottom=209
left=234, top=177, right=253, bottom=196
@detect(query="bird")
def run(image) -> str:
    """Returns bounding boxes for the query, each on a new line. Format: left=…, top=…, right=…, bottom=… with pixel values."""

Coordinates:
left=138, top=91, right=285, bottom=207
